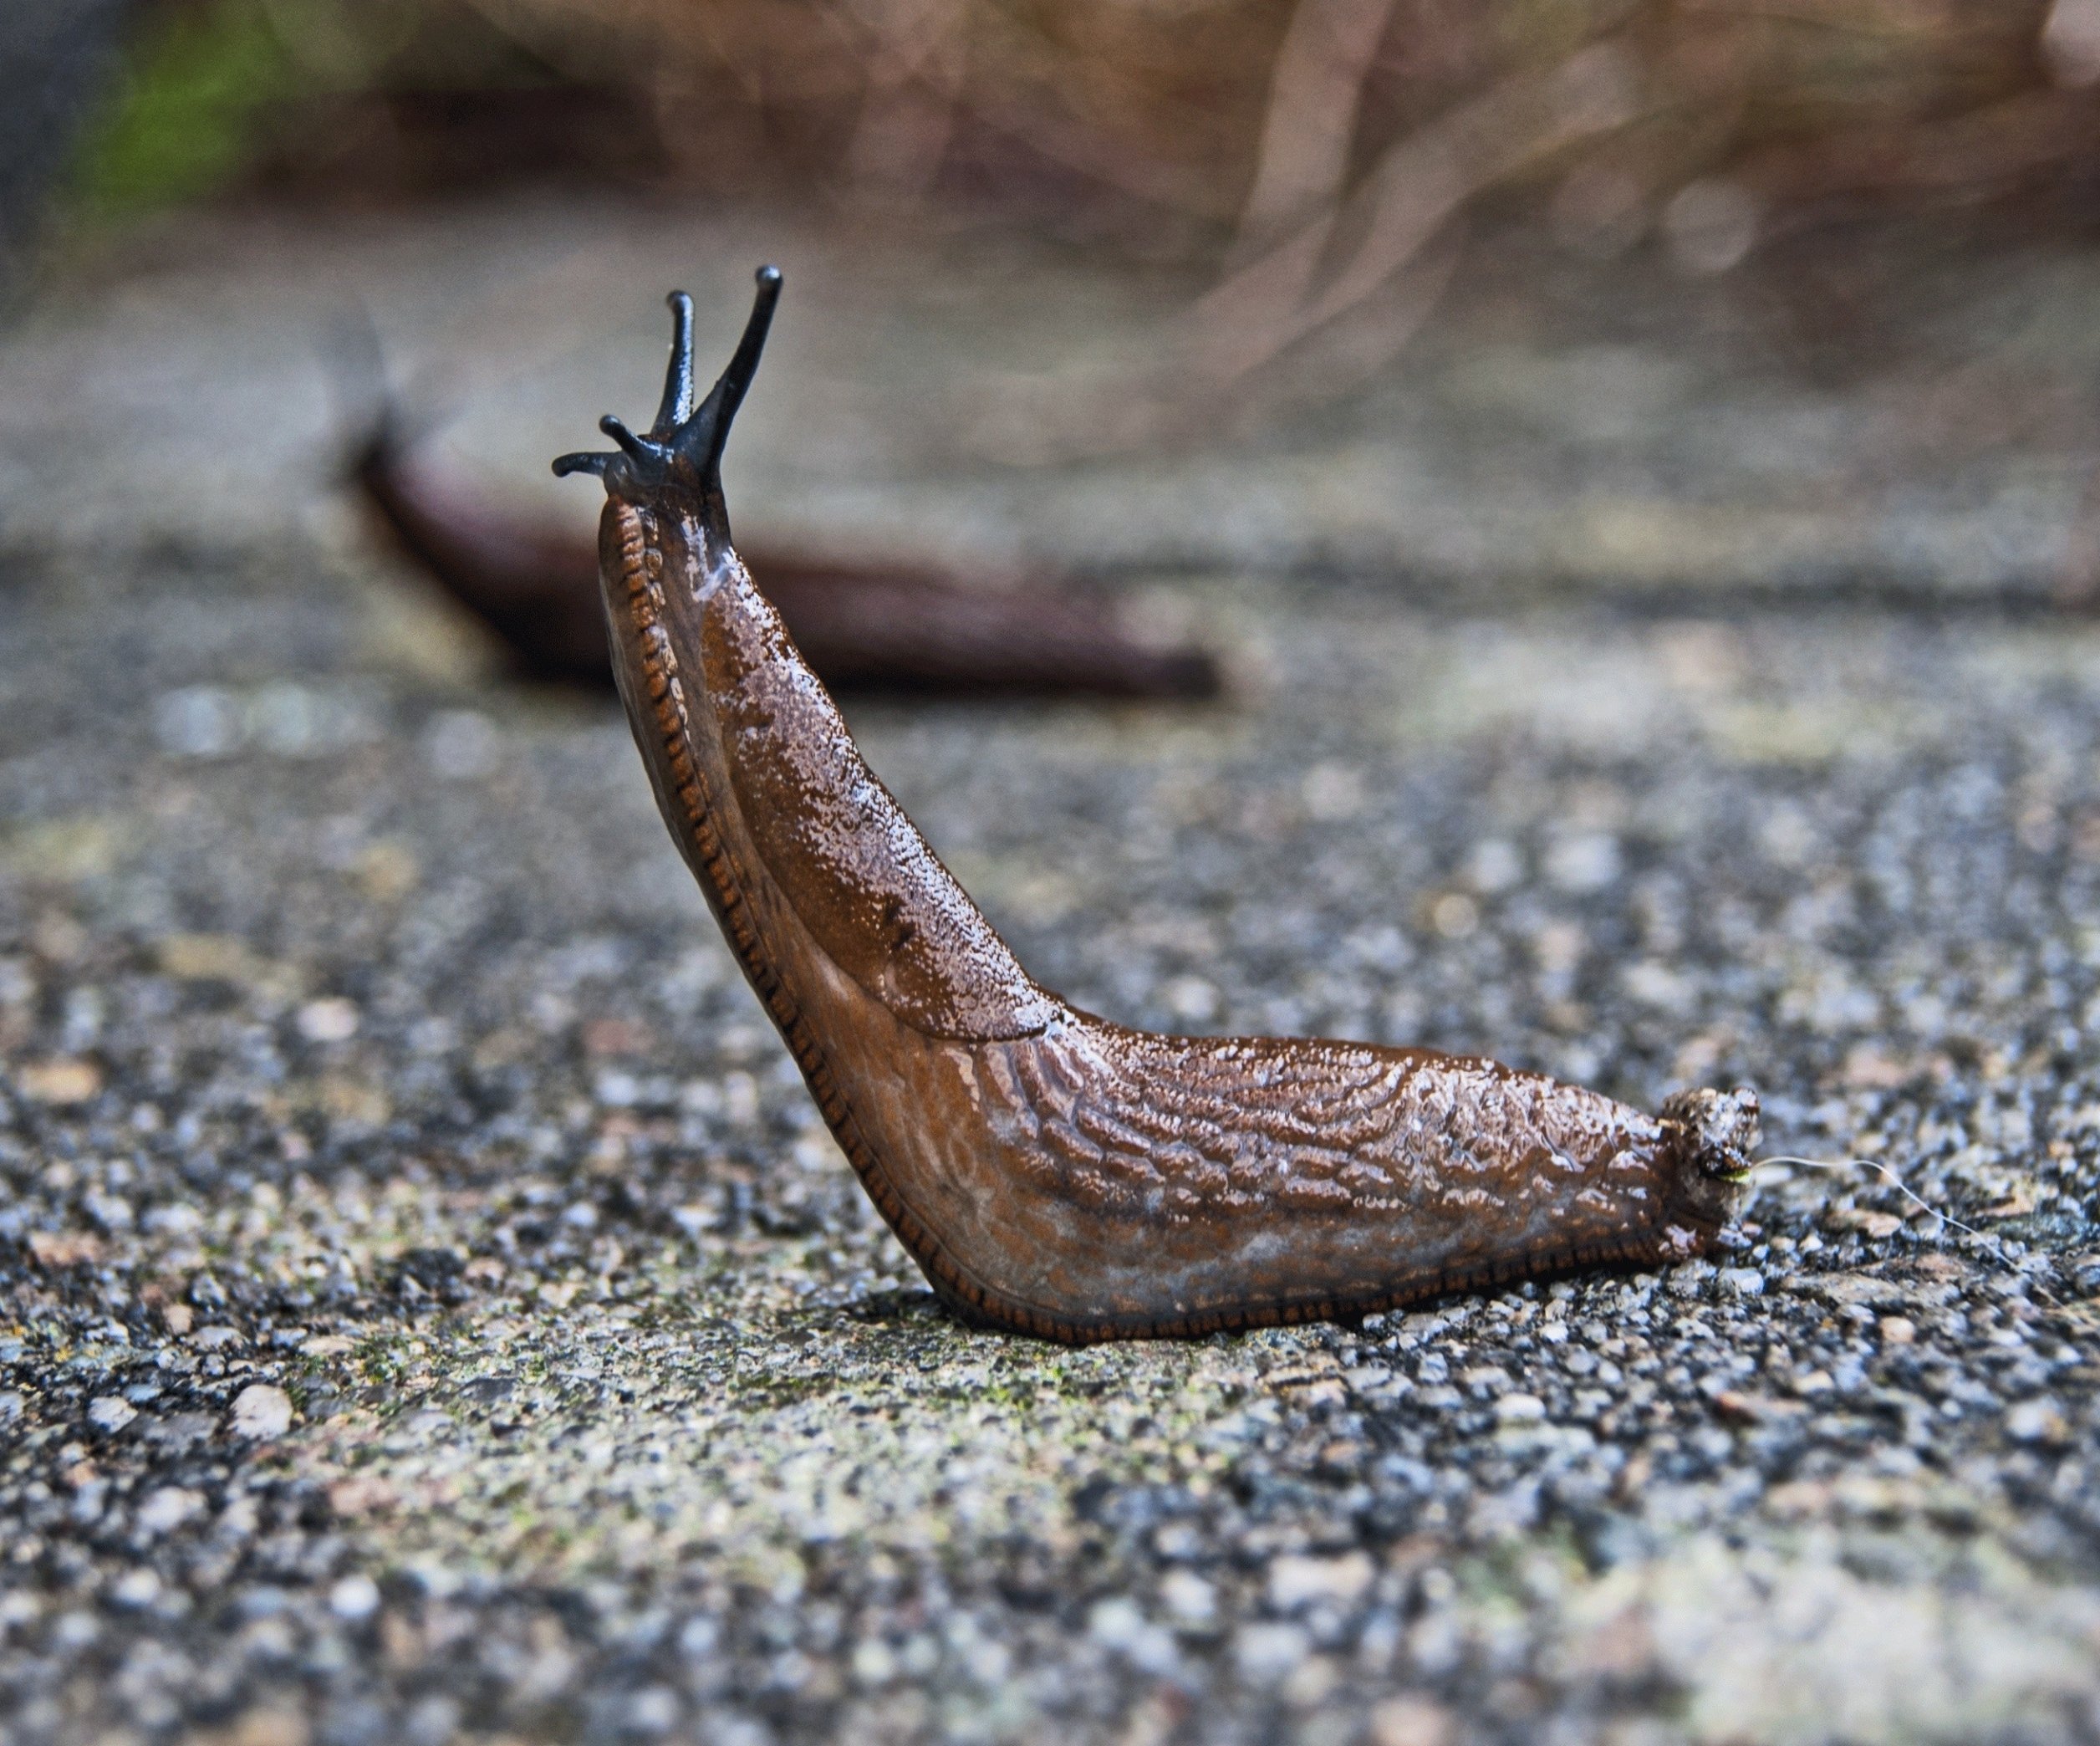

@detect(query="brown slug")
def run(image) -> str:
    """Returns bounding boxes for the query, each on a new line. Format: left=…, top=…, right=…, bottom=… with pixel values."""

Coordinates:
left=553, top=268, right=1757, bottom=1344
left=358, top=416, right=1220, bottom=698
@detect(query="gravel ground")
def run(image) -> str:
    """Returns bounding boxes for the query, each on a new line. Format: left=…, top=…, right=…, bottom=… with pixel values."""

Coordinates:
left=2, top=204, right=2099, bottom=1746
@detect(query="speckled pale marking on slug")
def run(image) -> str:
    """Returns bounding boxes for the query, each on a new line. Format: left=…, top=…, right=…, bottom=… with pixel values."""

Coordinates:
left=553, top=268, right=1759, bottom=1344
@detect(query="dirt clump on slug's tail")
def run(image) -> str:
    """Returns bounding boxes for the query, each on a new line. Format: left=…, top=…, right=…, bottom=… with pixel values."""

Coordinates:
left=1655, top=1085, right=1761, bottom=1251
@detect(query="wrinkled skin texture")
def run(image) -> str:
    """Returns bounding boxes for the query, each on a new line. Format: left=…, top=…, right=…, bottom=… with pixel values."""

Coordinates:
left=562, top=277, right=1757, bottom=1343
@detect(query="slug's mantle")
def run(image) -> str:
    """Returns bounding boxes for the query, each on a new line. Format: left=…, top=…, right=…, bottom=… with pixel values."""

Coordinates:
left=554, top=268, right=1756, bottom=1343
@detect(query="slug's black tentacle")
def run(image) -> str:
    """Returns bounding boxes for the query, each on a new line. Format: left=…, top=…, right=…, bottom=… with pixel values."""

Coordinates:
left=548, top=266, right=782, bottom=554
left=675, top=264, right=782, bottom=482
left=322, top=301, right=409, bottom=461
left=599, top=415, right=659, bottom=464
left=654, top=290, right=698, bottom=436
left=550, top=449, right=612, bottom=479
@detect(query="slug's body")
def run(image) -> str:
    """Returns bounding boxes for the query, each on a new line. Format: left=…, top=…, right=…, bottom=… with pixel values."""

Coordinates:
left=360, top=418, right=1219, bottom=698
left=556, top=272, right=1756, bottom=1342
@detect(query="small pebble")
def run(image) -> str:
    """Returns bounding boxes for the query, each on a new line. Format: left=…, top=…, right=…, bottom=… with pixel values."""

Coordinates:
left=2005, top=1399, right=2071, bottom=1447
left=86, top=1396, right=135, bottom=1433
left=295, top=998, right=360, bottom=1043
left=329, top=1575, right=382, bottom=1621
left=109, top=1570, right=161, bottom=1610
left=230, top=1386, right=294, bottom=1440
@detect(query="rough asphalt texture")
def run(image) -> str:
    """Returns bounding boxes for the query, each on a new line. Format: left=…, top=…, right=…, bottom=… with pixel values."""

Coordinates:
left=1, top=206, right=2097, bottom=1745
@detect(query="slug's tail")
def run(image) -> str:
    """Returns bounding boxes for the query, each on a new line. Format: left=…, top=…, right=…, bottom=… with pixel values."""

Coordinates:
left=553, top=266, right=783, bottom=548
left=1657, top=1085, right=1758, bottom=1234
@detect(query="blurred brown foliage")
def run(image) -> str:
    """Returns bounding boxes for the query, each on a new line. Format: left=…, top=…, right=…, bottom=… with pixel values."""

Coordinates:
left=113, top=0, right=2100, bottom=438
left=222, top=0, right=2100, bottom=245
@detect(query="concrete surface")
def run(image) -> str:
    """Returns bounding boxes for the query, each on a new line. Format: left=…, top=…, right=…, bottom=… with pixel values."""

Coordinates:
left=1, top=201, right=2097, bottom=1746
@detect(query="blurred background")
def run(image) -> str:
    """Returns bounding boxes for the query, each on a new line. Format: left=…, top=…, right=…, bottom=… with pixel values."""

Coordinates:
left=7, top=0, right=2100, bottom=599
left=23, top=0, right=2100, bottom=278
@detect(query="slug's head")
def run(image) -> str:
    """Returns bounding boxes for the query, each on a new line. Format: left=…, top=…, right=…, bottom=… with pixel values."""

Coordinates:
left=1654, top=1085, right=1759, bottom=1233
left=553, top=265, right=782, bottom=541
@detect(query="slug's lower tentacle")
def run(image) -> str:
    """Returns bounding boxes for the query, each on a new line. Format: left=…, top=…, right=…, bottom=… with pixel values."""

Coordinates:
left=556, top=269, right=1756, bottom=1343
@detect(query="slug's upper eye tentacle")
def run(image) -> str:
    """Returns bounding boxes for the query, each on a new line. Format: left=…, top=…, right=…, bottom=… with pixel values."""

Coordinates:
left=675, top=264, right=782, bottom=481
left=654, top=290, right=698, bottom=436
